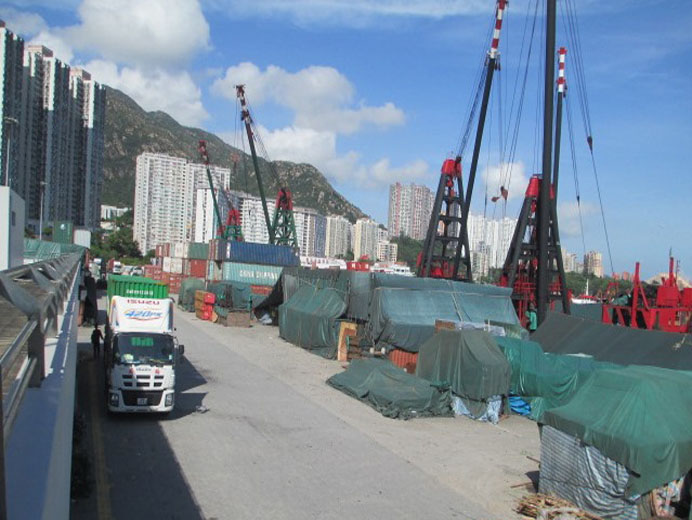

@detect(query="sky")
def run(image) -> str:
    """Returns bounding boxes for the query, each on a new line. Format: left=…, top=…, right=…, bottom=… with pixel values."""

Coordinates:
left=2, top=0, right=691, bottom=278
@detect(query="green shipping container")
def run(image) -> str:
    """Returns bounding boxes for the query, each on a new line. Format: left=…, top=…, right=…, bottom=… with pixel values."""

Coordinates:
left=107, top=274, right=169, bottom=315
left=188, top=242, right=209, bottom=260
left=53, top=220, right=74, bottom=244
left=222, top=262, right=283, bottom=286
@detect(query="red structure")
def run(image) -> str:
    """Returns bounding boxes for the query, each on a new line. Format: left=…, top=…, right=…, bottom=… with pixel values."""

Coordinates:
left=602, top=258, right=692, bottom=333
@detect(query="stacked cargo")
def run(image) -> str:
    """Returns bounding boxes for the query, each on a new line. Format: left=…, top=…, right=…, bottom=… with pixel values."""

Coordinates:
left=184, top=242, right=209, bottom=279
left=208, top=239, right=299, bottom=288
left=143, top=264, right=162, bottom=281
left=194, top=290, right=216, bottom=321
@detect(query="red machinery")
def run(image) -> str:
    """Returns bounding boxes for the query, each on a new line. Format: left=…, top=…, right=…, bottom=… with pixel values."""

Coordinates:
left=602, top=258, right=692, bottom=333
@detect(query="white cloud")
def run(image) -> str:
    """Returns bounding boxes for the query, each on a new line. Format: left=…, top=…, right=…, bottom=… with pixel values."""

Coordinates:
left=220, top=123, right=428, bottom=189
left=559, top=200, right=598, bottom=238
left=65, top=0, right=209, bottom=68
left=0, top=7, right=48, bottom=36
left=481, top=162, right=529, bottom=201
left=86, top=60, right=209, bottom=126
left=212, top=62, right=405, bottom=135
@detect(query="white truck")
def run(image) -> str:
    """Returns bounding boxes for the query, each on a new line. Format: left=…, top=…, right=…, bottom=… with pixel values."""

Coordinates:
left=105, top=296, right=184, bottom=413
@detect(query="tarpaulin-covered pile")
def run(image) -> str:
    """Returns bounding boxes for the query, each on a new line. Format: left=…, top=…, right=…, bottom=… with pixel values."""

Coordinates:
left=539, top=424, right=638, bottom=520
left=278, top=284, right=347, bottom=358
left=367, top=281, right=520, bottom=352
left=541, top=365, right=692, bottom=496
left=207, top=281, right=259, bottom=310
left=533, top=311, right=692, bottom=370
left=417, top=330, right=510, bottom=419
left=496, top=336, right=620, bottom=420
left=177, top=278, right=205, bottom=312
left=327, top=358, right=452, bottom=419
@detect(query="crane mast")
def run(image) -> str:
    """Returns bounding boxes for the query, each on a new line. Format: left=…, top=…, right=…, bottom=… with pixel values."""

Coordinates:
left=418, top=0, right=507, bottom=281
left=235, top=85, right=298, bottom=248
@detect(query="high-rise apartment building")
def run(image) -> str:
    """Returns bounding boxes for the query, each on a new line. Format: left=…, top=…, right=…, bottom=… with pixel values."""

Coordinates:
left=377, top=241, right=398, bottom=262
left=325, top=215, right=351, bottom=258
left=584, top=250, right=604, bottom=278
left=388, top=182, right=434, bottom=240
left=466, top=213, right=517, bottom=269
left=194, top=188, right=231, bottom=243
left=294, top=207, right=326, bottom=257
left=562, top=249, right=579, bottom=273
left=237, top=193, right=270, bottom=245
left=134, top=153, right=231, bottom=253
left=0, top=28, right=106, bottom=230
left=354, top=218, right=379, bottom=260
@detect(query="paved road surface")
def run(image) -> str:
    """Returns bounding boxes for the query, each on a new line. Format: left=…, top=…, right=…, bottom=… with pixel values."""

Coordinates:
left=72, top=304, right=539, bottom=520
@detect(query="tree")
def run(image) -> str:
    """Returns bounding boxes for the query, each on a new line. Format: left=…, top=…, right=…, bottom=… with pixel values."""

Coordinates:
left=390, top=234, right=423, bottom=269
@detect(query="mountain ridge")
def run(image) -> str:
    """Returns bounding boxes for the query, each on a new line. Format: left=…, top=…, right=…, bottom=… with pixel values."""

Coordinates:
left=102, top=87, right=367, bottom=223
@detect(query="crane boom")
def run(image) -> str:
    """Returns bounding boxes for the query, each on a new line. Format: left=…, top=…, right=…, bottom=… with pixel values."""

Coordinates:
left=236, top=85, right=275, bottom=244
left=197, top=140, right=226, bottom=239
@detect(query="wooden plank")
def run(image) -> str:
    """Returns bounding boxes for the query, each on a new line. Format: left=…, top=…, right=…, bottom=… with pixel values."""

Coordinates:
left=337, top=321, right=358, bottom=362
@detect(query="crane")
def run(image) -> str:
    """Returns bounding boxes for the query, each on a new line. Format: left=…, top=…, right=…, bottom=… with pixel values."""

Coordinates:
left=197, top=140, right=243, bottom=241
left=235, top=85, right=298, bottom=249
left=418, top=0, right=508, bottom=281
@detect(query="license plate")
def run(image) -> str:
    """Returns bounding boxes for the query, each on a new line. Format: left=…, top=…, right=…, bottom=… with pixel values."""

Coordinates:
left=137, top=397, right=148, bottom=405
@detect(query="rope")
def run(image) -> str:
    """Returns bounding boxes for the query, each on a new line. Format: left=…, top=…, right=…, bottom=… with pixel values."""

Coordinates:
left=565, top=94, right=587, bottom=259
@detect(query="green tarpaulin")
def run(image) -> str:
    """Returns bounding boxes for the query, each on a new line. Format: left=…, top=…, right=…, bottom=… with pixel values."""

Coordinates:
left=533, top=311, right=692, bottom=370
left=178, top=278, right=205, bottom=312
left=327, top=358, right=453, bottom=420
left=208, top=281, right=253, bottom=310
left=278, top=285, right=347, bottom=358
left=367, top=286, right=520, bottom=352
left=541, top=366, right=692, bottom=496
left=417, top=330, right=510, bottom=405
left=496, top=336, right=621, bottom=420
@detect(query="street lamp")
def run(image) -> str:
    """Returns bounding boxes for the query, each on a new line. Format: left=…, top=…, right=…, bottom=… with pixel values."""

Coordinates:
left=3, top=116, right=19, bottom=188
left=39, top=181, right=47, bottom=240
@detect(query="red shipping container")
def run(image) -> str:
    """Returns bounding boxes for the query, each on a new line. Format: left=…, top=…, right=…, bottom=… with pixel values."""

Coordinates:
left=250, top=285, right=273, bottom=295
left=185, top=259, right=208, bottom=278
left=388, top=349, right=418, bottom=374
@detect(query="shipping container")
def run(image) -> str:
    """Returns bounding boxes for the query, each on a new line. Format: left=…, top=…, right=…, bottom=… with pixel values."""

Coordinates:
left=162, top=256, right=172, bottom=272
left=215, top=241, right=299, bottom=267
left=53, top=220, right=74, bottom=244
left=185, top=259, right=208, bottom=278
left=169, top=257, right=184, bottom=274
left=106, top=274, right=168, bottom=314
left=188, top=242, right=209, bottom=260
left=222, top=262, right=283, bottom=286
left=167, top=273, right=184, bottom=294
left=387, top=349, right=418, bottom=373
left=73, top=228, right=92, bottom=249
left=207, top=260, right=222, bottom=282
left=171, top=242, right=186, bottom=258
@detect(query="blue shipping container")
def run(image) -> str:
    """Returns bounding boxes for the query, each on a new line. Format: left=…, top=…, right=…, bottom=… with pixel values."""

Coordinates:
left=219, top=242, right=299, bottom=267
left=222, top=262, right=284, bottom=286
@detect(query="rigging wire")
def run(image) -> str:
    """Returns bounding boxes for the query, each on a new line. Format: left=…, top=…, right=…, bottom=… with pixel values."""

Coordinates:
left=565, top=93, right=587, bottom=259
left=561, top=0, right=616, bottom=275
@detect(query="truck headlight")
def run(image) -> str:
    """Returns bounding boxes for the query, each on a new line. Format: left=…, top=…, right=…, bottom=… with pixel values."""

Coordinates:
left=109, top=392, right=119, bottom=406
left=165, top=393, right=174, bottom=407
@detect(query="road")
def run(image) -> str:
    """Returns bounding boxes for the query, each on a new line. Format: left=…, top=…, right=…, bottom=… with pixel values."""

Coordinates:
left=72, top=303, right=540, bottom=520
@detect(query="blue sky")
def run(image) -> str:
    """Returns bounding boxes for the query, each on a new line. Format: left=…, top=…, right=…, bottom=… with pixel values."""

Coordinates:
left=2, top=0, right=690, bottom=278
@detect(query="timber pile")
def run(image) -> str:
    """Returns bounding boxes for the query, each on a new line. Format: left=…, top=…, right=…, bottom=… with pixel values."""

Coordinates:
left=517, top=494, right=603, bottom=520
left=195, top=290, right=216, bottom=321
left=337, top=322, right=363, bottom=361
left=218, top=310, right=251, bottom=327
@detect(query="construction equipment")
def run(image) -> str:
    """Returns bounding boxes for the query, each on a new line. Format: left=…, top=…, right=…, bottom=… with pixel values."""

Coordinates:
left=418, top=0, right=508, bottom=281
left=602, top=257, right=692, bottom=333
left=235, top=85, right=298, bottom=249
left=197, top=140, right=243, bottom=241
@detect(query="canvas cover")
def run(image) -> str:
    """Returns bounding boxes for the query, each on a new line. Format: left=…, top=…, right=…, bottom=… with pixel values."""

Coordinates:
left=496, top=336, right=621, bottom=420
left=367, top=285, right=519, bottom=352
left=532, top=311, right=692, bottom=370
left=278, top=285, right=347, bottom=358
left=207, top=281, right=255, bottom=310
left=416, top=330, right=510, bottom=405
left=327, top=358, right=452, bottom=419
left=178, top=278, right=206, bottom=312
left=541, top=366, right=692, bottom=495
left=539, top=425, right=638, bottom=520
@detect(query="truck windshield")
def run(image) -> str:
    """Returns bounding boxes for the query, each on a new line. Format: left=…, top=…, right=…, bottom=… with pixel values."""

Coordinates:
left=113, top=333, right=174, bottom=366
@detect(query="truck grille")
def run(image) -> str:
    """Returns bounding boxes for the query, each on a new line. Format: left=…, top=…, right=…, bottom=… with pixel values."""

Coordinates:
left=122, top=390, right=163, bottom=406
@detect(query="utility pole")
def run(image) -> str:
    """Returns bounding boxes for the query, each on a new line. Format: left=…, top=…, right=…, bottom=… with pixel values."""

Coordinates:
left=537, top=0, right=557, bottom=324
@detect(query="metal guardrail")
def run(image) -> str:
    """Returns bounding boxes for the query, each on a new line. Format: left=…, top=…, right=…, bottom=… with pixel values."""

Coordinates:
left=0, top=253, right=83, bottom=519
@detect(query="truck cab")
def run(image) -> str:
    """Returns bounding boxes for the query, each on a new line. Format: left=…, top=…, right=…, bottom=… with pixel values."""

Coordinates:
left=105, top=296, right=183, bottom=413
